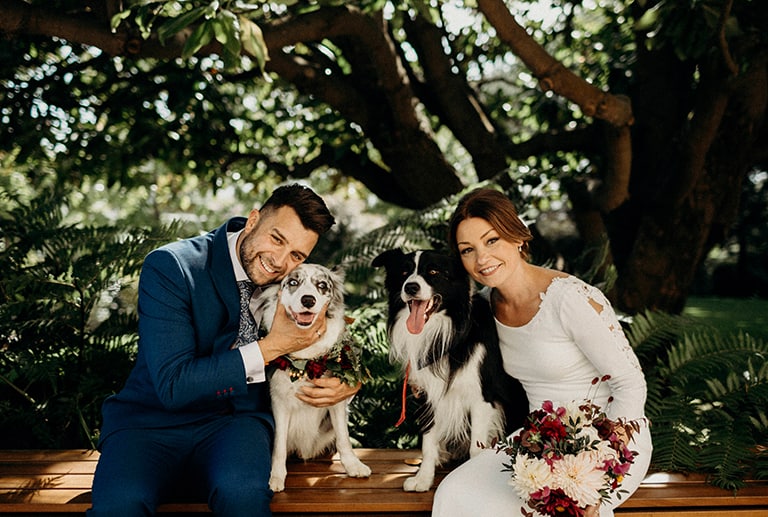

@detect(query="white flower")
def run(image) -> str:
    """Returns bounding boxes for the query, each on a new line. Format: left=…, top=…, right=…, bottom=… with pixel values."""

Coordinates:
left=552, top=451, right=607, bottom=507
left=509, top=454, right=556, bottom=499
left=592, top=436, right=619, bottom=463
left=574, top=422, right=601, bottom=443
left=562, top=400, right=589, bottom=426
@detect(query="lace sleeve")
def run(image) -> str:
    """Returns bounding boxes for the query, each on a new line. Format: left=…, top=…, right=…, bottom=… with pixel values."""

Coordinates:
left=557, top=278, right=647, bottom=420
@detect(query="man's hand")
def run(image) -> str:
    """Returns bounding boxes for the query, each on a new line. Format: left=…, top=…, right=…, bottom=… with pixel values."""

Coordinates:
left=258, top=296, right=328, bottom=363
left=297, top=376, right=361, bottom=408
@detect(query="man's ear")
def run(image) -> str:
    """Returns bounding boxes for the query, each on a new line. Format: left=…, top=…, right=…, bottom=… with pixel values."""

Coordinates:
left=244, top=208, right=261, bottom=231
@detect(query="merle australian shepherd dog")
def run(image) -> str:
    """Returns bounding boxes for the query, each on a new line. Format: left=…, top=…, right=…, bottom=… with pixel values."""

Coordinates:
left=250, top=263, right=371, bottom=492
left=372, top=248, right=527, bottom=492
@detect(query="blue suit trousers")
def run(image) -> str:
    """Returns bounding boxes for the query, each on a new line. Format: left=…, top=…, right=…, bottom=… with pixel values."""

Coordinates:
left=87, top=414, right=273, bottom=516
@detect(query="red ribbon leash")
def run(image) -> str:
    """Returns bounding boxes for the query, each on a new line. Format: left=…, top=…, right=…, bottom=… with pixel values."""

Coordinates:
left=395, top=361, right=411, bottom=427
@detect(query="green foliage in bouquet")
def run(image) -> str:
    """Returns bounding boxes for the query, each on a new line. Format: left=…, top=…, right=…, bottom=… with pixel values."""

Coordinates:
left=0, top=189, right=181, bottom=448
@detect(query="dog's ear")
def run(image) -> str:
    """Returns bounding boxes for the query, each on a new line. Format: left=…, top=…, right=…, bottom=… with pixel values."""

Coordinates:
left=372, top=248, right=404, bottom=269
left=330, top=264, right=345, bottom=283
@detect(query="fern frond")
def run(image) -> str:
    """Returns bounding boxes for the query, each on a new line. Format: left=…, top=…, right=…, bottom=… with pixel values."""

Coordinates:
left=647, top=400, right=701, bottom=472
left=695, top=411, right=756, bottom=490
left=625, top=310, right=701, bottom=367
left=664, top=333, right=768, bottom=393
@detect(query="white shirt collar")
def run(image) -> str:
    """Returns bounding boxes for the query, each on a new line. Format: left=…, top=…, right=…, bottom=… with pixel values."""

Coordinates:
left=227, top=230, right=249, bottom=282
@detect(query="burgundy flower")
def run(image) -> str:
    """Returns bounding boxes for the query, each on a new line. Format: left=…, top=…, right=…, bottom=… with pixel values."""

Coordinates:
left=339, top=350, right=353, bottom=370
left=530, top=408, right=548, bottom=425
left=520, top=430, right=542, bottom=453
left=531, top=487, right=584, bottom=517
left=272, top=356, right=290, bottom=370
left=592, top=417, right=614, bottom=440
left=305, top=359, right=327, bottom=379
left=539, top=417, right=567, bottom=442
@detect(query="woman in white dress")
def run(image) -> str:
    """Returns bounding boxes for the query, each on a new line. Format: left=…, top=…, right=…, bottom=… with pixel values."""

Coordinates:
left=432, top=188, right=652, bottom=517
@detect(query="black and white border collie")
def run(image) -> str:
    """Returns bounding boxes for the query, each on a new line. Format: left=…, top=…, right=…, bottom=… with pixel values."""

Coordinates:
left=372, top=249, right=527, bottom=492
left=250, top=263, right=371, bottom=492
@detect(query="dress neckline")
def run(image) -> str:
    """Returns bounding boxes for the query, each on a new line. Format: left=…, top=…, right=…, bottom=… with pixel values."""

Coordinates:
left=490, top=275, right=571, bottom=329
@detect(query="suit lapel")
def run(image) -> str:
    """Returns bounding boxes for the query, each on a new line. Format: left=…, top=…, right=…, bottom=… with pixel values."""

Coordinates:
left=210, top=218, right=248, bottom=338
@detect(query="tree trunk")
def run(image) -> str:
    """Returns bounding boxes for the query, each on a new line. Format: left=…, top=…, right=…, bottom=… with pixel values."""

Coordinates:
left=616, top=50, right=767, bottom=313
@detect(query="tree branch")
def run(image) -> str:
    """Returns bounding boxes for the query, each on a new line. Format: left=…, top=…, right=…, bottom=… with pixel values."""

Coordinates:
left=717, top=0, right=739, bottom=76
left=0, top=0, right=127, bottom=55
left=476, top=0, right=634, bottom=128
left=261, top=6, right=463, bottom=207
left=403, top=13, right=508, bottom=181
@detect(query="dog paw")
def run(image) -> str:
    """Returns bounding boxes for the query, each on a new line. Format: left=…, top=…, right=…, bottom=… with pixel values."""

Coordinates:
left=269, top=475, right=286, bottom=493
left=344, top=460, right=371, bottom=478
left=403, top=475, right=432, bottom=492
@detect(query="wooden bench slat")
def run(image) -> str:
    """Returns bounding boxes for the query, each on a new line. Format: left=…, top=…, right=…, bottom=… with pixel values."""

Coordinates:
left=0, top=450, right=99, bottom=462
left=0, top=474, right=93, bottom=490
left=1, top=449, right=767, bottom=516
left=0, top=462, right=100, bottom=475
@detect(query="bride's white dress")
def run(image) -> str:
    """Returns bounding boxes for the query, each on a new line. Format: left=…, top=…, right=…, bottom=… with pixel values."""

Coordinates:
left=432, top=276, right=653, bottom=517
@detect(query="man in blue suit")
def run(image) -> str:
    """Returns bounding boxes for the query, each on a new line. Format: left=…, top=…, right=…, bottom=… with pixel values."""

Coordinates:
left=88, top=184, right=359, bottom=516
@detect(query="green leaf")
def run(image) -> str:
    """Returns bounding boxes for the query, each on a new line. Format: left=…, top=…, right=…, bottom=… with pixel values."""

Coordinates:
left=157, top=6, right=208, bottom=45
left=239, top=16, right=270, bottom=72
left=214, top=11, right=242, bottom=70
left=110, top=10, right=133, bottom=32
left=181, top=20, right=214, bottom=60
left=633, top=3, right=661, bottom=32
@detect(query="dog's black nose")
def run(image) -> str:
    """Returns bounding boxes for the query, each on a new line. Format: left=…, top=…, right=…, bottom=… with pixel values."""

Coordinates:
left=404, top=282, right=420, bottom=296
left=301, top=295, right=316, bottom=308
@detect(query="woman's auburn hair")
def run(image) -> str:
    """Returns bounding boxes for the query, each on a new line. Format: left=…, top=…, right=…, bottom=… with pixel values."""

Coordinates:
left=447, top=188, right=533, bottom=260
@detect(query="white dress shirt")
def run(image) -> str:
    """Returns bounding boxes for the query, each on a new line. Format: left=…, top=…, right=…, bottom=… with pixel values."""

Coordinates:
left=228, top=230, right=267, bottom=384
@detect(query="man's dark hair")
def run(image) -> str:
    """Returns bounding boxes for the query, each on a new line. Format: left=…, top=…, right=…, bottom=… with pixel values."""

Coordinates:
left=262, top=184, right=335, bottom=235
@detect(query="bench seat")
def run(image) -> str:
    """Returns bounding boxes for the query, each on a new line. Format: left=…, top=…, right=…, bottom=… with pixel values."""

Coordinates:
left=1, top=449, right=767, bottom=516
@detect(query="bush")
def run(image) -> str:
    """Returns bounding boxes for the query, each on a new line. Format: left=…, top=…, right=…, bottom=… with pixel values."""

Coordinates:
left=0, top=189, right=180, bottom=447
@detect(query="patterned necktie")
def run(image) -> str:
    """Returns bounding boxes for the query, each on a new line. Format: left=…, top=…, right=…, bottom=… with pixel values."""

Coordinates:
left=235, top=280, right=259, bottom=347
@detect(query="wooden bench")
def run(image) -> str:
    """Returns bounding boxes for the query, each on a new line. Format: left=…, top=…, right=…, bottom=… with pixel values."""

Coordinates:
left=1, top=449, right=767, bottom=516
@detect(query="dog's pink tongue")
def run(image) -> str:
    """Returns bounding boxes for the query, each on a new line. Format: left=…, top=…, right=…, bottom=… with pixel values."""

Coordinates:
left=406, top=300, right=428, bottom=334
left=294, top=312, right=314, bottom=326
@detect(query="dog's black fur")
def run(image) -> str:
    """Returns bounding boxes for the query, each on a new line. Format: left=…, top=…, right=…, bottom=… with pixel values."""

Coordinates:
left=373, top=248, right=527, bottom=491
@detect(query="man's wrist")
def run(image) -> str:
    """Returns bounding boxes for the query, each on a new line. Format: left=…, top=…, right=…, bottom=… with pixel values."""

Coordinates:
left=239, top=340, right=266, bottom=383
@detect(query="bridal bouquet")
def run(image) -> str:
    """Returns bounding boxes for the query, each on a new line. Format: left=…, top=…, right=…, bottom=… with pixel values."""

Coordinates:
left=495, top=376, right=641, bottom=517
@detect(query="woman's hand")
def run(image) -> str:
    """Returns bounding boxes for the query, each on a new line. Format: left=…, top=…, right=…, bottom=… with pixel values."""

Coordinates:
left=584, top=504, right=600, bottom=517
left=297, top=376, right=361, bottom=408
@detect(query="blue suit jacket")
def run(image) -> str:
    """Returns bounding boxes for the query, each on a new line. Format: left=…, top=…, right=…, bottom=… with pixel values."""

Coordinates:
left=99, top=218, right=273, bottom=446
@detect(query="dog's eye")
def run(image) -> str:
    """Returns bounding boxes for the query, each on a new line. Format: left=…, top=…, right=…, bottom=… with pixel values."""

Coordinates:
left=317, top=281, right=328, bottom=291
left=287, top=279, right=299, bottom=287
left=428, top=269, right=439, bottom=276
